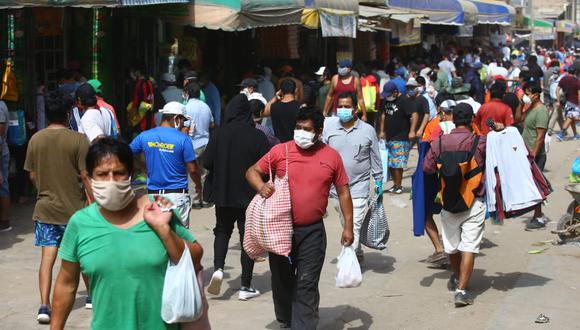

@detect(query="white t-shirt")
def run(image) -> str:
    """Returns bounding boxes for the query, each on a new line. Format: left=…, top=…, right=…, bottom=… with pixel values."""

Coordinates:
left=438, top=60, right=456, bottom=74
left=184, top=98, right=214, bottom=150
left=502, top=47, right=511, bottom=62
left=78, top=108, right=112, bottom=143
left=485, top=127, right=543, bottom=212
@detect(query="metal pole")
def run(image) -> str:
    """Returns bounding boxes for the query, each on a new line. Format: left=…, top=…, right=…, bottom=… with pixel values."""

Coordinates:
left=529, top=0, right=535, bottom=48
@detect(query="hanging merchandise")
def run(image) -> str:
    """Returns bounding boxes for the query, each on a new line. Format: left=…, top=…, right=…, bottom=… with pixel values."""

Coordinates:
left=485, top=127, right=551, bottom=222
left=92, top=8, right=100, bottom=80
left=1, top=59, right=18, bottom=102
left=1, top=15, right=18, bottom=102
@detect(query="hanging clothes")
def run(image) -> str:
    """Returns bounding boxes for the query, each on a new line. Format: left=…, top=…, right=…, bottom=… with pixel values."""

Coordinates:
left=411, top=141, right=440, bottom=236
left=485, top=127, right=543, bottom=213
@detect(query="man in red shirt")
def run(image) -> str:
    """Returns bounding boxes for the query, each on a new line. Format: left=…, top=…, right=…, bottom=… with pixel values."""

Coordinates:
left=474, top=81, right=514, bottom=134
left=555, top=66, right=580, bottom=141
left=246, top=107, right=354, bottom=329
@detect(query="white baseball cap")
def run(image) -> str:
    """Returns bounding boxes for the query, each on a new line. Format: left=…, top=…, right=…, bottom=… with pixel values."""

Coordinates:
left=161, top=73, right=176, bottom=83
left=159, top=101, right=190, bottom=119
left=315, top=66, right=326, bottom=75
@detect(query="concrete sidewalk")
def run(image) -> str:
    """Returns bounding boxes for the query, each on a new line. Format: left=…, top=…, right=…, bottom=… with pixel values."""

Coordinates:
left=1, top=139, right=579, bottom=330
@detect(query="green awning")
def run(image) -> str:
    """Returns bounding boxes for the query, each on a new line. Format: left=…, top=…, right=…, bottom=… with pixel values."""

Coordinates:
left=523, top=16, right=553, bottom=28
left=0, top=0, right=190, bottom=8
left=188, top=0, right=303, bottom=30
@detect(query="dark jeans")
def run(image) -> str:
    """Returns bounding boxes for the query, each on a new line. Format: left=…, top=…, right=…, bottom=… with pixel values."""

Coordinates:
left=535, top=153, right=547, bottom=172
left=213, top=206, right=254, bottom=288
left=269, top=221, right=326, bottom=330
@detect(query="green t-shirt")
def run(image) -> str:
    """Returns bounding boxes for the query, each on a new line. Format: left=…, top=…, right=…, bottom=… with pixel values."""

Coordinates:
left=522, top=104, right=549, bottom=154
left=59, top=202, right=195, bottom=330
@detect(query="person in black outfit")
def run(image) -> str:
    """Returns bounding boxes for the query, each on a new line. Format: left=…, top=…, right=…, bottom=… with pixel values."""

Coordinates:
left=203, top=93, right=270, bottom=301
left=265, top=79, right=301, bottom=142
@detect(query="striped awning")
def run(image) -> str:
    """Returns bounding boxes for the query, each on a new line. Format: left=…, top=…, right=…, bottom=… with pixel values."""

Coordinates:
left=0, top=0, right=190, bottom=7
left=468, top=0, right=514, bottom=25
left=302, top=0, right=359, bottom=38
left=187, top=0, right=303, bottom=31
left=387, top=0, right=477, bottom=26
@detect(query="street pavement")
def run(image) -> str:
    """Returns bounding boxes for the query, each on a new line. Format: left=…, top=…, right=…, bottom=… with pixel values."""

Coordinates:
left=1, top=138, right=579, bottom=330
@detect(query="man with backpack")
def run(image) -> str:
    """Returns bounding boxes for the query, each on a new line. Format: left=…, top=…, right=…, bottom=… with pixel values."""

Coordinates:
left=423, top=103, right=487, bottom=307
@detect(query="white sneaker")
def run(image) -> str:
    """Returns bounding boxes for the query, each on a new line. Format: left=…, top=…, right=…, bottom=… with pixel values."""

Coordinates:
left=238, top=287, right=261, bottom=301
left=207, top=269, right=223, bottom=295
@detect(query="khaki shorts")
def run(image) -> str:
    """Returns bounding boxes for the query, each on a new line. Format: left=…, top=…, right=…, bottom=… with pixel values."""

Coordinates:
left=440, top=199, right=486, bottom=254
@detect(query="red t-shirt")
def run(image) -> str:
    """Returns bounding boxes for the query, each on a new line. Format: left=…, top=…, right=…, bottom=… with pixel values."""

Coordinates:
left=474, top=99, right=514, bottom=135
left=558, top=75, right=580, bottom=105
left=258, top=141, right=349, bottom=226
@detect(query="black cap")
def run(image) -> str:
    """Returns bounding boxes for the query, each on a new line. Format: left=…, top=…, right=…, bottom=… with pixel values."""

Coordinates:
left=75, top=83, right=97, bottom=105
left=452, top=103, right=474, bottom=125
left=237, top=78, right=258, bottom=89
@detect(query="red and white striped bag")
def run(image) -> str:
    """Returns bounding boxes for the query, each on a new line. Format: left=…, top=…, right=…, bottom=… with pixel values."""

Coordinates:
left=244, top=143, right=293, bottom=259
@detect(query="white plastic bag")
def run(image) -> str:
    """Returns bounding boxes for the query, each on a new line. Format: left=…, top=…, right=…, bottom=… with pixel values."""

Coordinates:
left=161, top=242, right=203, bottom=323
left=335, top=246, right=362, bottom=288
left=544, top=133, right=551, bottom=154
left=379, top=140, right=389, bottom=184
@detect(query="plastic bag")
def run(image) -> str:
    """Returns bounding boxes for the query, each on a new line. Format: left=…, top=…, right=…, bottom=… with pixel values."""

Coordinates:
left=161, top=242, right=203, bottom=323
left=544, top=133, right=551, bottom=154
left=378, top=140, right=389, bottom=185
left=7, top=110, right=26, bottom=146
left=360, top=193, right=389, bottom=250
left=244, top=144, right=293, bottom=259
left=335, top=246, right=362, bottom=288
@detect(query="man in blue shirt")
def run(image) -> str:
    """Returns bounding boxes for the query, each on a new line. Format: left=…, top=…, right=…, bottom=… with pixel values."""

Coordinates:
left=130, top=101, right=202, bottom=227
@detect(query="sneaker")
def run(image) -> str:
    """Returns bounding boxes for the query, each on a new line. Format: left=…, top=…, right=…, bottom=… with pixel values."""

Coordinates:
left=279, top=321, right=291, bottom=328
left=202, top=202, right=214, bottom=208
left=525, top=218, right=546, bottom=231
left=425, top=251, right=446, bottom=264
left=447, top=274, right=459, bottom=292
left=85, top=296, right=92, bottom=309
left=386, top=186, right=398, bottom=193
left=207, top=269, right=224, bottom=295
left=37, top=306, right=51, bottom=324
left=393, top=186, right=404, bottom=194
left=0, top=221, right=12, bottom=232
left=238, top=287, right=261, bottom=301
left=191, top=202, right=203, bottom=210
left=555, top=132, right=565, bottom=142
left=573, top=134, right=580, bottom=141
left=454, top=291, right=474, bottom=307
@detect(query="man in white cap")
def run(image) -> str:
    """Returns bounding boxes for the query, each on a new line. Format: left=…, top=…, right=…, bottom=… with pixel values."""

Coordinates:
left=315, top=66, right=331, bottom=109
left=129, top=101, right=202, bottom=227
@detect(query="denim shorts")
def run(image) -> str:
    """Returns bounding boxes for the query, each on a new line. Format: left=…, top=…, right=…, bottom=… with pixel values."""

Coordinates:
left=0, top=153, right=9, bottom=197
left=34, top=221, right=67, bottom=247
left=158, top=192, right=191, bottom=228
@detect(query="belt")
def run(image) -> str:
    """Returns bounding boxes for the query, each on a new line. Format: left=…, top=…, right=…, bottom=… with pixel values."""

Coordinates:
left=147, top=189, right=188, bottom=194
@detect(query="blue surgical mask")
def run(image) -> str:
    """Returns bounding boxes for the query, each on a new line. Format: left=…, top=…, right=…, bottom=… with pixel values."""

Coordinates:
left=337, top=107, right=354, bottom=123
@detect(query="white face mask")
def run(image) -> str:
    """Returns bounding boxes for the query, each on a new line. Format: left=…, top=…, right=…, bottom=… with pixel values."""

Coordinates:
left=522, top=94, right=532, bottom=105
left=294, top=129, right=316, bottom=149
left=91, top=179, right=135, bottom=211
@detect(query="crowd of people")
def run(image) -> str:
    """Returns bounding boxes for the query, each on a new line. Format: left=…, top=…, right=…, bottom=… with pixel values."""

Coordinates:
left=1, top=42, right=579, bottom=330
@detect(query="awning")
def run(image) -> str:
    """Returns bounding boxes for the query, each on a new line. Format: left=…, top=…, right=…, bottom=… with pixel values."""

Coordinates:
left=359, top=5, right=426, bottom=24
left=188, top=0, right=303, bottom=31
left=556, top=20, right=576, bottom=33
left=0, top=0, right=189, bottom=8
left=387, top=0, right=477, bottom=26
left=302, top=0, right=358, bottom=38
left=467, top=0, right=514, bottom=25
left=523, top=16, right=554, bottom=29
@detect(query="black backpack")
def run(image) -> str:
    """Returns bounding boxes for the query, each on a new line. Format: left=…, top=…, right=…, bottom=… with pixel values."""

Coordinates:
left=436, top=135, right=483, bottom=213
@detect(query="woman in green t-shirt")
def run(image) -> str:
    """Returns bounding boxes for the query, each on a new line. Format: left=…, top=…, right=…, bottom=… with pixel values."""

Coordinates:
left=50, top=138, right=204, bottom=329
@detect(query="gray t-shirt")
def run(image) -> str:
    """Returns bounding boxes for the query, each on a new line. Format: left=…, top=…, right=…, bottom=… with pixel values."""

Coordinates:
left=0, top=101, right=10, bottom=155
